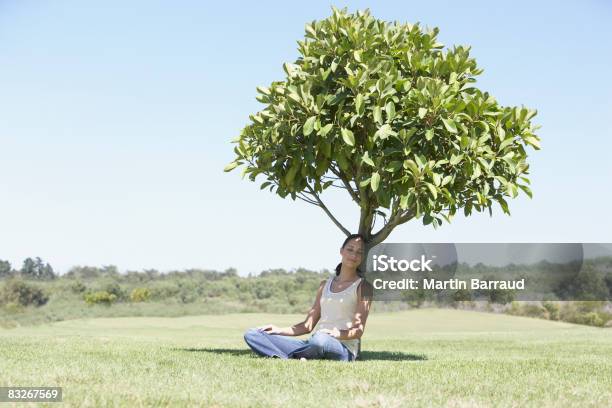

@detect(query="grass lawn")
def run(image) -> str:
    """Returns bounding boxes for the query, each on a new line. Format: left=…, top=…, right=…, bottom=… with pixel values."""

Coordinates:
left=1, top=308, right=611, bottom=407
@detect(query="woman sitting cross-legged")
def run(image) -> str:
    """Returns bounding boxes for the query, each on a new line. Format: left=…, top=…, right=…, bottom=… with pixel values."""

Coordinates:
left=243, top=234, right=373, bottom=362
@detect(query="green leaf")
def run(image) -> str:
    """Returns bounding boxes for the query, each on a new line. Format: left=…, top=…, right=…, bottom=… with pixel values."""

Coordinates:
left=497, top=196, right=510, bottom=215
left=318, top=123, right=333, bottom=137
left=224, top=161, right=240, bottom=172
left=524, top=136, right=541, bottom=149
left=305, top=24, right=316, bottom=37
left=425, top=183, right=438, bottom=199
left=418, top=107, right=428, bottom=119
left=400, top=194, right=409, bottom=210
left=506, top=182, right=518, bottom=198
left=449, top=154, right=463, bottom=166
left=442, top=118, right=458, bottom=134
left=373, top=106, right=383, bottom=125
left=284, top=161, right=300, bottom=185
left=328, top=91, right=347, bottom=105
left=400, top=128, right=417, bottom=142
left=371, top=172, right=381, bottom=192
left=425, top=129, right=434, bottom=141
left=362, top=152, right=375, bottom=167
left=432, top=173, right=441, bottom=186
left=496, top=124, right=506, bottom=141
left=403, top=159, right=419, bottom=175
left=518, top=184, right=533, bottom=198
left=256, top=86, right=271, bottom=95
left=355, top=94, right=365, bottom=116
left=498, top=137, right=514, bottom=151
left=260, top=181, right=272, bottom=190
left=354, top=50, right=363, bottom=62
left=359, top=178, right=371, bottom=187
left=303, top=116, right=316, bottom=136
left=341, top=128, right=355, bottom=146
left=414, top=154, right=426, bottom=169
left=385, top=161, right=402, bottom=172
left=374, top=124, right=397, bottom=140
left=385, top=101, right=396, bottom=121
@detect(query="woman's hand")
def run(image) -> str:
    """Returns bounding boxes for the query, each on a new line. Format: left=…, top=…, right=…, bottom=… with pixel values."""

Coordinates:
left=319, top=328, right=341, bottom=338
left=257, top=324, right=283, bottom=335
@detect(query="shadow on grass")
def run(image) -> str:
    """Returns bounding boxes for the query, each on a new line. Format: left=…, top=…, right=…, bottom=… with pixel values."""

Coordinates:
left=176, top=348, right=427, bottom=361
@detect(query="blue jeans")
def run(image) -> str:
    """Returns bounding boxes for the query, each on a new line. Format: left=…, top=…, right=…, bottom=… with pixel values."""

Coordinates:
left=243, top=328, right=356, bottom=362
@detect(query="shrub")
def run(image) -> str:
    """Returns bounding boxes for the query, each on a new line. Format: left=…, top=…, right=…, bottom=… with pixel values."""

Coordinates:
left=70, top=280, right=87, bottom=294
left=84, top=291, right=117, bottom=305
left=521, top=303, right=549, bottom=319
left=488, top=289, right=515, bottom=305
left=556, top=269, right=609, bottom=300
left=452, top=289, right=472, bottom=302
left=0, top=278, right=49, bottom=307
left=150, top=282, right=180, bottom=300
left=3, top=301, right=24, bottom=314
left=575, top=312, right=604, bottom=327
left=103, top=281, right=127, bottom=301
left=558, top=302, right=608, bottom=327
left=542, top=301, right=560, bottom=320
left=130, top=287, right=151, bottom=303
left=179, top=289, right=197, bottom=304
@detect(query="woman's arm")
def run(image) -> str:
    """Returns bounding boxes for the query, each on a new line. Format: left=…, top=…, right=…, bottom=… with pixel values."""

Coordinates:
left=336, top=280, right=373, bottom=340
left=273, top=279, right=325, bottom=336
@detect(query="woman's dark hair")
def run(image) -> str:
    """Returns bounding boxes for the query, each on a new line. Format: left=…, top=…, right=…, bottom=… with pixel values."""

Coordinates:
left=335, top=233, right=366, bottom=277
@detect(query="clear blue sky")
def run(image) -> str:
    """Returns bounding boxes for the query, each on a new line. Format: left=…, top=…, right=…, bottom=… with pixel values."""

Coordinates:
left=1, top=1, right=611, bottom=275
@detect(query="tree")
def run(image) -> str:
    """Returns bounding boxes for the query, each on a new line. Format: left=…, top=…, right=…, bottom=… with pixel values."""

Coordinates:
left=225, top=8, right=540, bottom=259
left=0, top=260, right=13, bottom=278
left=20, top=257, right=56, bottom=280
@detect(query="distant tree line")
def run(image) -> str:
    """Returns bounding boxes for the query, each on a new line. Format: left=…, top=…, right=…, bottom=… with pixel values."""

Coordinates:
left=1, top=257, right=611, bottom=327
left=0, top=257, right=55, bottom=280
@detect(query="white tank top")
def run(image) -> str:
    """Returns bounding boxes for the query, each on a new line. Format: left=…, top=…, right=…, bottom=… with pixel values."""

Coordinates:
left=315, top=276, right=362, bottom=358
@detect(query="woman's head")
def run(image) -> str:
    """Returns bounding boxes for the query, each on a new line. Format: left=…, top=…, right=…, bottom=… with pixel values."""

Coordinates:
left=335, top=234, right=365, bottom=276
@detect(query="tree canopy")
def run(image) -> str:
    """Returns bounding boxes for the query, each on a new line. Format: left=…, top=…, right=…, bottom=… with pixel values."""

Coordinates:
left=225, top=7, right=540, bottom=251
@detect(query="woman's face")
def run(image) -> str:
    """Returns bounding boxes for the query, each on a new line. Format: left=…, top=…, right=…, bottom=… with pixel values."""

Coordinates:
left=340, top=238, right=364, bottom=268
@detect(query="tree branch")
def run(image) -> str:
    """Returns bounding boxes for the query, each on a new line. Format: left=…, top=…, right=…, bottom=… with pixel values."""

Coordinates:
left=369, top=208, right=416, bottom=248
left=330, top=165, right=361, bottom=204
left=305, top=185, right=351, bottom=236
left=296, top=192, right=319, bottom=206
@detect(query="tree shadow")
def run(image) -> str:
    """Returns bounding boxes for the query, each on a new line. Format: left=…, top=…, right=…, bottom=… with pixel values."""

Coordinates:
left=357, top=351, right=427, bottom=361
left=175, top=347, right=427, bottom=361
left=175, top=347, right=252, bottom=356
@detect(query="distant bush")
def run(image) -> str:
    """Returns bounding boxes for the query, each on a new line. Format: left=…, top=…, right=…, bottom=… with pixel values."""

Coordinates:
left=20, top=257, right=56, bottom=280
left=65, top=265, right=119, bottom=280
left=488, top=289, right=515, bottom=305
left=556, top=302, right=610, bottom=327
left=102, top=282, right=127, bottom=301
left=0, top=279, right=49, bottom=307
left=605, top=273, right=612, bottom=294
left=130, top=287, right=151, bottom=303
left=542, top=301, right=560, bottom=320
left=150, top=282, right=180, bottom=300
left=508, top=302, right=548, bottom=319
left=84, top=291, right=117, bottom=305
left=70, top=280, right=87, bottom=294
left=556, top=269, right=610, bottom=300
left=2, top=301, right=23, bottom=314
left=0, top=260, right=13, bottom=279
left=452, top=289, right=472, bottom=302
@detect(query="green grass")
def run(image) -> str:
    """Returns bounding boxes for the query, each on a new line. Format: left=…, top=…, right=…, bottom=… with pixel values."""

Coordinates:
left=1, top=309, right=611, bottom=407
